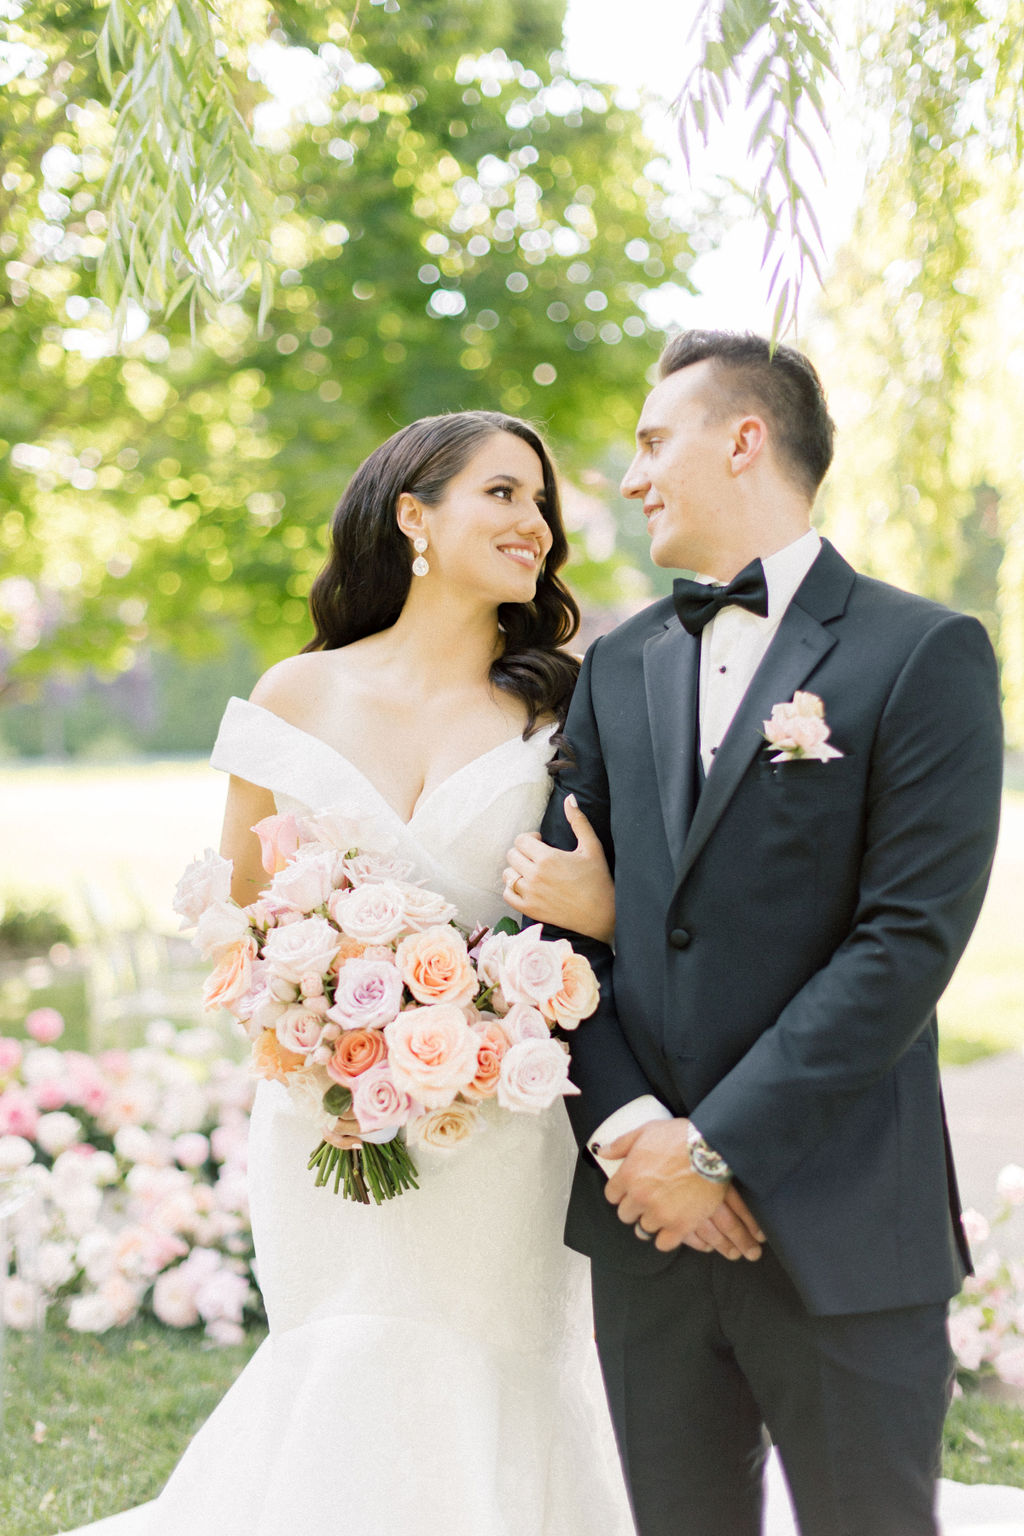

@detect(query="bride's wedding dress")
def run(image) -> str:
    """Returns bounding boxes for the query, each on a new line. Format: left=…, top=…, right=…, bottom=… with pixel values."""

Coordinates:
left=60, top=698, right=1024, bottom=1536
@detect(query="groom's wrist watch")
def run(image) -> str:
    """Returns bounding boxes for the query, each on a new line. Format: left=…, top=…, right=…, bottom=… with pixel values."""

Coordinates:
left=686, top=1123, right=732, bottom=1184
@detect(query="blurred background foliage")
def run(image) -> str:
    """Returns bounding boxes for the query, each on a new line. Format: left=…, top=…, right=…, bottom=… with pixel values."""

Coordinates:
left=1, top=0, right=1023, bottom=752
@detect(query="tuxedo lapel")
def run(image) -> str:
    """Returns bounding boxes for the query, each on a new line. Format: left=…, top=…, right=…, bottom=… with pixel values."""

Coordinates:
left=672, top=541, right=854, bottom=891
left=643, top=618, right=700, bottom=863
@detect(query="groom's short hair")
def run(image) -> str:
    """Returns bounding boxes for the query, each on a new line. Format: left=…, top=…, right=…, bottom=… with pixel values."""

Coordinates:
left=659, top=330, right=835, bottom=499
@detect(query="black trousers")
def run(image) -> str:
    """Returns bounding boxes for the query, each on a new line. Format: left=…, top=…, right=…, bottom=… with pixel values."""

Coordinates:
left=591, top=1245, right=953, bottom=1536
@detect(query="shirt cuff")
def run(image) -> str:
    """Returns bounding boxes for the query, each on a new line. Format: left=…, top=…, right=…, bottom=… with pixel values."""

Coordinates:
left=588, top=1095, right=674, bottom=1177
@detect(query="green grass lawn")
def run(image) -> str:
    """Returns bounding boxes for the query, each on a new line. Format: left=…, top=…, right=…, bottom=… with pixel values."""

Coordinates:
left=1, top=1322, right=1020, bottom=1535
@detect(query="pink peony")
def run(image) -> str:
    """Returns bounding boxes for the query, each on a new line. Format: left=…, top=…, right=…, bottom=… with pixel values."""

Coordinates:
left=252, top=812, right=302, bottom=875
left=152, top=1264, right=200, bottom=1328
left=173, top=848, right=233, bottom=927
left=497, top=1037, right=579, bottom=1113
left=948, top=1306, right=988, bottom=1372
left=0, top=1087, right=39, bottom=1140
left=384, top=1005, right=481, bottom=1109
left=960, top=1208, right=990, bottom=1247
left=396, top=926, right=477, bottom=1008
left=0, top=1036, right=24, bottom=1080
left=174, top=1133, right=211, bottom=1169
left=25, top=1008, right=64, bottom=1045
left=263, top=915, right=342, bottom=985
left=327, top=958, right=404, bottom=1031
left=351, top=1063, right=415, bottom=1134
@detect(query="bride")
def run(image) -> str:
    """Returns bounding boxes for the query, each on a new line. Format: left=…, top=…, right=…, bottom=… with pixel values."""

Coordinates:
left=63, top=410, right=1024, bottom=1536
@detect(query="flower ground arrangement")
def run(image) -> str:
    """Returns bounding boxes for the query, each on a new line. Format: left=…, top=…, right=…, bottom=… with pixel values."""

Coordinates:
left=174, top=808, right=600, bottom=1204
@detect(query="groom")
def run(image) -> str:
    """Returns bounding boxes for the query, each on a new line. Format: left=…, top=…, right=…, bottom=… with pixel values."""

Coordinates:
left=538, top=331, right=1004, bottom=1535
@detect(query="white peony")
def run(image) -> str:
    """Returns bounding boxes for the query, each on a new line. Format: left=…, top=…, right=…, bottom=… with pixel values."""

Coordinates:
left=35, top=1111, right=81, bottom=1157
left=3, top=1276, right=40, bottom=1331
left=0, top=1134, right=35, bottom=1173
left=173, top=848, right=233, bottom=928
left=67, top=1290, right=119, bottom=1333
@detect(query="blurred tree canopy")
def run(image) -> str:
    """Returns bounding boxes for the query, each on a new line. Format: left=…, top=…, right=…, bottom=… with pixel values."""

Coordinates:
left=0, top=0, right=691, bottom=698
left=2, top=0, right=1023, bottom=743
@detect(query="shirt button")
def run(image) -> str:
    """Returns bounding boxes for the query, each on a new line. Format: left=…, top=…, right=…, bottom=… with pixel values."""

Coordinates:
left=669, top=927, right=691, bottom=950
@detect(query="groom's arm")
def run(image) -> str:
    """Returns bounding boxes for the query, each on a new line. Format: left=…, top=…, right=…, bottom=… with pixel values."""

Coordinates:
left=689, top=612, right=1003, bottom=1200
left=537, top=642, right=655, bottom=1145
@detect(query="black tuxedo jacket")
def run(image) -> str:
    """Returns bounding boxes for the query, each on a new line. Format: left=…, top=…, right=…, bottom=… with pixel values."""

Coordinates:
left=543, top=540, right=1003, bottom=1316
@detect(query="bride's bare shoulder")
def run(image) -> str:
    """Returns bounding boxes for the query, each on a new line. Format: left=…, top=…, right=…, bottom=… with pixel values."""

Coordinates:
left=249, top=647, right=368, bottom=730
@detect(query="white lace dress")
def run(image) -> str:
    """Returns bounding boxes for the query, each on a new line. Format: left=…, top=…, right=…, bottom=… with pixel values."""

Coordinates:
left=60, top=699, right=1024, bottom=1536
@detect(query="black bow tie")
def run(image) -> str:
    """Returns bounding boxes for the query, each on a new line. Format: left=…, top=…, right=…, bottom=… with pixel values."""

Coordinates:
left=672, top=559, right=769, bottom=636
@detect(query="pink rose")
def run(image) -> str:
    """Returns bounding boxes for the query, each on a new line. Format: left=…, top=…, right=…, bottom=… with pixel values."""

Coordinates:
left=25, top=1008, right=65, bottom=1045
left=263, top=915, right=342, bottom=985
left=269, top=849, right=343, bottom=913
left=329, top=882, right=409, bottom=945
left=501, top=1003, right=551, bottom=1043
left=274, top=1005, right=325, bottom=1055
left=203, top=937, right=258, bottom=1012
left=384, top=1005, right=481, bottom=1109
left=351, top=1063, right=414, bottom=1134
left=396, top=926, right=477, bottom=1008
left=960, top=1208, right=990, bottom=1247
left=173, top=848, right=233, bottom=927
left=497, top=1037, right=579, bottom=1113
left=763, top=691, right=843, bottom=763
left=407, top=1101, right=480, bottom=1150
left=498, top=925, right=569, bottom=1011
left=194, top=901, right=253, bottom=960
left=252, top=812, right=302, bottom=874
left=948, top=1305, right=988, bottom=1372
left=328, top=958, right=404, bottom=1031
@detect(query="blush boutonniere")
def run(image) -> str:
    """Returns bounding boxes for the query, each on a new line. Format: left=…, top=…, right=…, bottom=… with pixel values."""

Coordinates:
left=762, top=691, right=843, bottom=764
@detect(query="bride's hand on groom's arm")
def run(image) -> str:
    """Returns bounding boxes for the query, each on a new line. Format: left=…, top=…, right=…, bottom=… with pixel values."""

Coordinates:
left=502, top=796, right=615, bottom=944
left=600, top=1120, right=764, bottom=1261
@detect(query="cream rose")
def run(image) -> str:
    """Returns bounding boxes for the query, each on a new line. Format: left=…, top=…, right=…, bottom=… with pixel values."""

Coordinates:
left=385, top=1005, right=481, bottom=1109
left=194, top=900, right=253, bottom=960
left=497, top=1037, right=579, bottom=1113
left=329, top=882, right=409, bottom=945
left=407, top=1101, right=480, bottom=1151
left=396, top=926, right=477, bottom=1007
left=475, top=931, right=512, bottom=991
left=394, top=883, right=460, bottom=931
left=269, top=848, right=343, bottom=913
left=173, top=848, right=233, bottom=927
left=501, top=1003, right=551, bottom=1043
left=263, top=915, right=342, bottom=985
left=274, top=1005, right=325, bottom=1055
left=344, top=851, right=415, bottom=886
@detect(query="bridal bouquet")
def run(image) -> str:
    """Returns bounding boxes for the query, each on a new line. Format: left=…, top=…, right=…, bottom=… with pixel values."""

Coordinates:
left=173, top=809, right=599, bottom=1205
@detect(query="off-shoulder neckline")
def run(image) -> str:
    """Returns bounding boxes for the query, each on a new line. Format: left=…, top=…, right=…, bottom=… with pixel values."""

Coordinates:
left=224, top=697, right=555, bottom=829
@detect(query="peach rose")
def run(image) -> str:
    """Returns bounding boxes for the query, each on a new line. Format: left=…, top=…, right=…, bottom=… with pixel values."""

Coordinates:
left=384, top=1005, right=480, bottom=1109
left=252, top=812, right=303, bottom=874
left=203, top=937, right=258, bottom=1013
left=548, top=953, right=600, bottom=1030
left=407, top=1100, right=480, bottom=1151
left=326, top=1028, right=388, bottom=1086
left=396, top=926, right=477, bottom=1008
left=462, top=1019, right=510, bottom=1101
left=250, top=1032, right=304, bottom=1083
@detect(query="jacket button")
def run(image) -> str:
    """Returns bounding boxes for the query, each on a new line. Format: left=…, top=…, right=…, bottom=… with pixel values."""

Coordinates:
left=669, top=927, right=691, bottom=950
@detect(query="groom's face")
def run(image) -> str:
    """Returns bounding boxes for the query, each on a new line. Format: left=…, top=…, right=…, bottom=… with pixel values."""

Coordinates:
left=620, top=361, right=737, bottom=575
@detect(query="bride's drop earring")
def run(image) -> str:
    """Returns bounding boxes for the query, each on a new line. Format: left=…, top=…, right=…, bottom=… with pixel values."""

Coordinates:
left=412, top=537, right=429, bottom=577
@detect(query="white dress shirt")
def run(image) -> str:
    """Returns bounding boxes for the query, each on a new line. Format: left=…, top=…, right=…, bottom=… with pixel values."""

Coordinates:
left=590, top=528, right=822, bottom=1175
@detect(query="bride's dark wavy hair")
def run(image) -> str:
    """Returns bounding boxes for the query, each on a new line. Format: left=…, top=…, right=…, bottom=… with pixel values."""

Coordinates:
left=303, top=411, right=580, bottom=734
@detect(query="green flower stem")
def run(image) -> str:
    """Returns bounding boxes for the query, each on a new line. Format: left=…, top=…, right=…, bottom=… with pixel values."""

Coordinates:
left=306, top=1137, right=420, bottom=1204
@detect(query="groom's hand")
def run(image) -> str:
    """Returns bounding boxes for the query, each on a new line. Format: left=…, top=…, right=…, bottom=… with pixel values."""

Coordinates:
left=601, top=1120, right=764, bottom=1260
